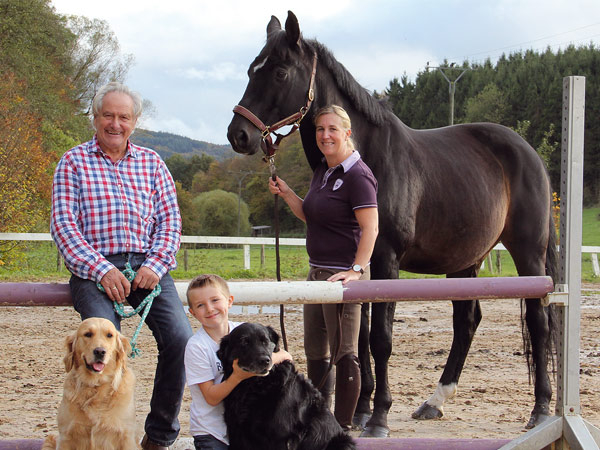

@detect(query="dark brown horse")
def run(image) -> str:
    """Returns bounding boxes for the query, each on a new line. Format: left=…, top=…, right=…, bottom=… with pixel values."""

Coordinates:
left=227, top=11, right=557, bottom=438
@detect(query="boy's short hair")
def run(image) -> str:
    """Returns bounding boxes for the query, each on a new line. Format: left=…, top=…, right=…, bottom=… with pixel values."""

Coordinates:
left=187, top=274, right=231, bottom=303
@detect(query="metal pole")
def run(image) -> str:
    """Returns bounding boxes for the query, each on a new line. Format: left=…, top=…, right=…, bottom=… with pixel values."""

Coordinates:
left=434, top=66, right=469, bottom=125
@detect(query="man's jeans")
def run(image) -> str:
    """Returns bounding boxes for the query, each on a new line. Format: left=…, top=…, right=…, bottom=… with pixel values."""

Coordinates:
left=69, top=253, right=193, bottom=447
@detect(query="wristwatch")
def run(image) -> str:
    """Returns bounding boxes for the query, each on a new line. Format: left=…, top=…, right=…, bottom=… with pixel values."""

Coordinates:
left=352, top=264, right=364, bottom=274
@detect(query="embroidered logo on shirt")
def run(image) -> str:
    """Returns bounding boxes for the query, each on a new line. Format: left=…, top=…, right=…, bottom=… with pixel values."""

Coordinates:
left=333, top=179, right=343, bottom=191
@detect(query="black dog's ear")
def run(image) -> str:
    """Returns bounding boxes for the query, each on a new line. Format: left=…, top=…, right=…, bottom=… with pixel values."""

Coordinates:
left=266, top=326, right=280, bottom=353
left=217, top=334, right=234, bottom=379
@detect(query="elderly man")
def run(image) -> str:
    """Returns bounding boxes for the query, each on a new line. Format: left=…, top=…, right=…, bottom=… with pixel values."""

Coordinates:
left=51, top=81, right=193, bottom=450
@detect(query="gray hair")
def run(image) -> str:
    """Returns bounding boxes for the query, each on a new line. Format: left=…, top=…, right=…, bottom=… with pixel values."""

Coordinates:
left=91, top=82, right=143, bottom=125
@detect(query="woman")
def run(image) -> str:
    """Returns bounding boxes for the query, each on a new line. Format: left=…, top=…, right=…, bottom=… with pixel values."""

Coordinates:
left=269, top=105, right=378, bottom=430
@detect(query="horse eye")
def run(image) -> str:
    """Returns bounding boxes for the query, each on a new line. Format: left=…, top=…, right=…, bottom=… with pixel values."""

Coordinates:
left=275, top=69, right=287, bottom=81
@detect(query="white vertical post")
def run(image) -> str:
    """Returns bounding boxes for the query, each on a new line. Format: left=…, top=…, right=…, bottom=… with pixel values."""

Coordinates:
left=244, top=244, right=251, bottom=270
left=556, top=76, right=585, bottom=417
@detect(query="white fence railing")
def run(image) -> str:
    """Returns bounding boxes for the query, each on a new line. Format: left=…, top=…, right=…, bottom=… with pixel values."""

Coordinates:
left=1, top=233, right=599, bottom=276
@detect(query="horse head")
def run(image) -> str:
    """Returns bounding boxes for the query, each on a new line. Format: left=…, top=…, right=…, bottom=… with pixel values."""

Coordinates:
left=227, top=11, right=317, bottom=157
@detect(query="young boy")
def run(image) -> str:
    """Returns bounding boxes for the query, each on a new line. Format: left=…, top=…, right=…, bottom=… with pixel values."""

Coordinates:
left=184, top=274, right=290, bottom=450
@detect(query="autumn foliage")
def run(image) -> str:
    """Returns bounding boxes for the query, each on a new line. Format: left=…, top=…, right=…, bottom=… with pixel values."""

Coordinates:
left=0, top=74, right=54, bottom=233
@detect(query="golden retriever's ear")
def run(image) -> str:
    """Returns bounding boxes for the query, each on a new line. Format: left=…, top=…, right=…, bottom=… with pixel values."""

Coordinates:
left=63, top=331, right=77, bottom=373
left=117, top=334, right=131, bottom=362
left=112, top=334, right=131, bottom=391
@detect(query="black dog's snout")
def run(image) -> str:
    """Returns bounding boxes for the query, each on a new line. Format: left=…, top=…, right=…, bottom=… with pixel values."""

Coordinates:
left=258, top=355, right=271, bottom=366
left=93, top=347, right=106, bottom=360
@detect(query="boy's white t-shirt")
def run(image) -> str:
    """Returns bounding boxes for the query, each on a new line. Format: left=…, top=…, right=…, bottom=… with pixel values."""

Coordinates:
left=185, top=321, right=241, bottom=444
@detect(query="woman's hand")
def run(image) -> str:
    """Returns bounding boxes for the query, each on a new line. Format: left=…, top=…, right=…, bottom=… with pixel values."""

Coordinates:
left=268, top=176, right=307, bottom=222
left=327, top=270, right=362, bottom=285
left=268, top=176, right=289, bottom=196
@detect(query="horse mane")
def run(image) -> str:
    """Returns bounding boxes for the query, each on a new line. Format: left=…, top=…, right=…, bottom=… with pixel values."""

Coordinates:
left=253, top=30, right=390, bottom=127
left=305, top=39, right=390, bottom=127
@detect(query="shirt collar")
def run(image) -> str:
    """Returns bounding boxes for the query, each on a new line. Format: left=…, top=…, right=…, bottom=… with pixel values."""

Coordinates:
left=88, top=135, right=138, bottom=158
left=321, top=150, right=361, bottom=173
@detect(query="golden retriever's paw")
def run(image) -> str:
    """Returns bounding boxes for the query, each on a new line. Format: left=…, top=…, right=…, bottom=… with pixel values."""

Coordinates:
left=40, top=434, right=57, bottom=449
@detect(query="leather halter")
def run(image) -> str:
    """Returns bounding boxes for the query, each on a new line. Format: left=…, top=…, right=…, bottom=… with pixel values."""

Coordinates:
left=233, top=51, right=318, bottom=159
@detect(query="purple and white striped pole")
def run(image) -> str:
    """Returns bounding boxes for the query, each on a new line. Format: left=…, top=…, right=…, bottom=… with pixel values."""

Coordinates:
left=0, top=276, right=554, bottom=307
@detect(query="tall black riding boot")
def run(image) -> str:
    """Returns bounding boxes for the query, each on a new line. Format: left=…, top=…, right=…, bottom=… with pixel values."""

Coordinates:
left=307, top=359, right=335, bottom=409
left=334, top=354, right=361, bottom=430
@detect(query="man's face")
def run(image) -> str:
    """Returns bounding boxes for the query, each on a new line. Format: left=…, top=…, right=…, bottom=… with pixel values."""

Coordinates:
left=94, top=91, right=137, bottom=155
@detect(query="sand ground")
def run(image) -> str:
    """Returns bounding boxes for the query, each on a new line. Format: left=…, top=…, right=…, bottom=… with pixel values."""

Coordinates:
left=1, top=285, right=599, bottom=445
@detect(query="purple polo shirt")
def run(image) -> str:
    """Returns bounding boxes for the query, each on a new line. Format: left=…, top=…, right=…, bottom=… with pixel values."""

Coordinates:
left=303, top=151, right=378, bottom=269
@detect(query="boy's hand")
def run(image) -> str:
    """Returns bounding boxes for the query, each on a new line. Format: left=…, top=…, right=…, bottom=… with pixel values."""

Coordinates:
left=272, top=349, right=293, bottom=364
left=231, top=359, right=261, bottom=381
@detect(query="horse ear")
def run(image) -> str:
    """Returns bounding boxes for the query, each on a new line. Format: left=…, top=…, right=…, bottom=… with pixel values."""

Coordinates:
left=267, top=15, right=282, bottom=37
left=284, top=10, right=301, bottom=47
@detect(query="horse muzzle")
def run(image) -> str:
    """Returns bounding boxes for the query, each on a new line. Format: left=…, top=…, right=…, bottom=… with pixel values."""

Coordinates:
left=227, top=114, right=262, bottom=155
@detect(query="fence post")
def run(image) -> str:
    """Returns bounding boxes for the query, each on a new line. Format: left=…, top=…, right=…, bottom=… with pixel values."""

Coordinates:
left=495, top=250, right=502, bottom=274
left=592, top=253, right=599, bottom=277
left=244, top=245, right=250, bottom=270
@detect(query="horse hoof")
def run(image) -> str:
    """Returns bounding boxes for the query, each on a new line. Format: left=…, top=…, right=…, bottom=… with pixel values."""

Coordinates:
left=360, top=425, right=390, bottom=438
left=352, top=412, right=370, bottom=430
left=525, top=412, right=551, bottom=429
left=412, top=402, right=443, bottom=420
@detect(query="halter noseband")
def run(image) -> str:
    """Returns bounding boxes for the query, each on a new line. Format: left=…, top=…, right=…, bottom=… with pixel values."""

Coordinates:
left=233, top=51, right=318, bottom=159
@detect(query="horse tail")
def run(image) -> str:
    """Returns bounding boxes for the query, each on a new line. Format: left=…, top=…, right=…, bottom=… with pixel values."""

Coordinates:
left=521, top=184, right=559, bottom=384
left=544, top=188, right=559, bottom=375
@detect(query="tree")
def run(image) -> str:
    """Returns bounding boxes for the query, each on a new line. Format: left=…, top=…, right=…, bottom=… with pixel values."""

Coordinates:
left=65, top=15, right=134, bottom=114
left=463, top=83, right=509, bottom=124
left=188, top=190, right=251, bottom=236
left=0, top=74, right=53, bottom=236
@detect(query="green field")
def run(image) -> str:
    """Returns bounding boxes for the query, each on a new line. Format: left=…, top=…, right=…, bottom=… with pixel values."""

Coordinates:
left=1, top=208, right=599, bottom=283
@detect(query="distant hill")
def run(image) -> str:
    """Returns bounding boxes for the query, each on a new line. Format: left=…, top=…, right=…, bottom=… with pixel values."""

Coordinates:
left=131, top=129, right=237, bottom=161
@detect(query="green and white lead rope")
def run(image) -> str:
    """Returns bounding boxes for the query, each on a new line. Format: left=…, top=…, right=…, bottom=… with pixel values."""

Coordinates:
left=96, top=262, right=161, bottom=358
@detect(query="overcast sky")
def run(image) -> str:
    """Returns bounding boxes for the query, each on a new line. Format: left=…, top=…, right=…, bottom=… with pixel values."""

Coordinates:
left=51, top=0, right=600, bottom=145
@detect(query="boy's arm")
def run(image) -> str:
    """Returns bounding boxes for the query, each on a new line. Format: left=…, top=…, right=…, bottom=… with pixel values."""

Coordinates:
left=198, top=352, right=293, bottom=406
left=198, top=359, right=256, bottom=406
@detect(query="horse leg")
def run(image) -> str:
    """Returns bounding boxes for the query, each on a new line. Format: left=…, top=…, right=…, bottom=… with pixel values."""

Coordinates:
left=523, top=297, right=552, bottom=428
left=507, top=244, right=553, bottom=428
left=353, top=303, right=374, bottom=430
left=412, top=266, right=482, bottom=420
left=360, top=301, right=396, bottom=438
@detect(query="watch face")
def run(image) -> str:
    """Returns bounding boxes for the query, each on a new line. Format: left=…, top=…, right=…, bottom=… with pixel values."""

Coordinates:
left=353, top=264, right=362, bottom=273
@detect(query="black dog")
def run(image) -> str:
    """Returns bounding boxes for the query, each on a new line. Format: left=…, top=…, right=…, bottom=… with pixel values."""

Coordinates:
left=217, top=322, right=356, bottom=450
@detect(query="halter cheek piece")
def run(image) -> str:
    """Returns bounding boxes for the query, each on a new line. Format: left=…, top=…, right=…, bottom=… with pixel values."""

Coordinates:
left=233, top=51, right=318, bottom=160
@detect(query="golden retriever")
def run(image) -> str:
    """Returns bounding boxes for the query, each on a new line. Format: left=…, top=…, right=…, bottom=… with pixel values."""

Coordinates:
left=42, top=317, right=139, bottom=450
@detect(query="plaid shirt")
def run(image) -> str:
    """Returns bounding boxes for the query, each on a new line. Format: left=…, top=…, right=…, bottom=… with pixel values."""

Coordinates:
left=50, top=136, right=181, bottom=282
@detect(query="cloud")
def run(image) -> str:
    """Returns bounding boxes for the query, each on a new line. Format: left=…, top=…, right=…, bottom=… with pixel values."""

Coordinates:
left=174, top=63, right=248, bottom=82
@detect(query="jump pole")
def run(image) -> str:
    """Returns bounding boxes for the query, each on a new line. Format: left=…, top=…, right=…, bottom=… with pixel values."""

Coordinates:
left=0, top=276, right=556, bottom=307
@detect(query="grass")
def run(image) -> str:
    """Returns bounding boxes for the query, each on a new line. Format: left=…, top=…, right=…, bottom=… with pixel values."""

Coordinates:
left=1, top=208, right=599, bottom=283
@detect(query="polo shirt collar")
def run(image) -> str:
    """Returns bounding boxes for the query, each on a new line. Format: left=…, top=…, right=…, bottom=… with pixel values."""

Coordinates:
left=321, top=150, right=361, bottom=173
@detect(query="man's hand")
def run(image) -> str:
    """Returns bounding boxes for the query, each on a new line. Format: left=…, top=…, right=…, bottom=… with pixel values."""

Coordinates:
left=100, top=268, right=131, bottom=304
left=132, top=266, right=160, bottom=291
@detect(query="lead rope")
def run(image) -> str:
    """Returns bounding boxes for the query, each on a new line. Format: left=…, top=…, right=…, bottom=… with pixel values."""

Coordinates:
left=96, top=262, right=160, bottom=358
left=268, top=155, right=288, bottom=352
